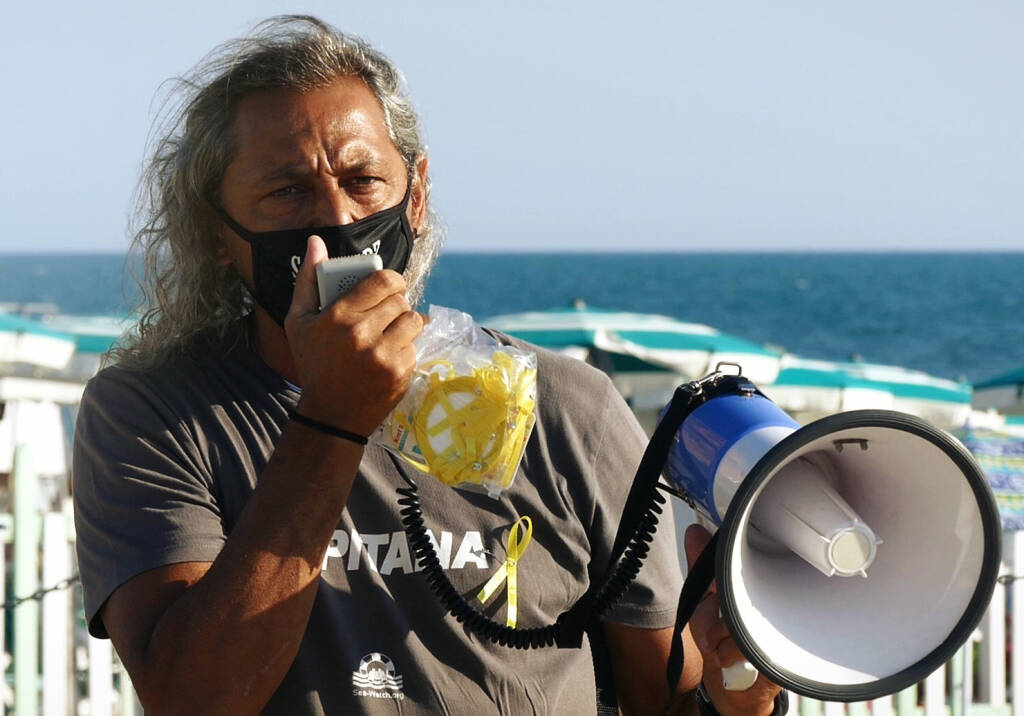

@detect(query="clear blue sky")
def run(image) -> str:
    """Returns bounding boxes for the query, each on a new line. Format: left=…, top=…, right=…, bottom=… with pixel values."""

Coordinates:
left=2, top=1, right=1022, bottom=252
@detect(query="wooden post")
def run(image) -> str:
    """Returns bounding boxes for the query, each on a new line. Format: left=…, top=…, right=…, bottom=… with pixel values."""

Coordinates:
left=88, top=636, right=114, bottom=716
left=895, top=684, right=919, bottom=716
left=42, top=508, right=70, bottom=716
left=964, top=638, right=976, bottom=714
left=13, top=443, right=40, bottom=716
left=0, top=513, right=9, bottom=703
left=799, top=696, right=824, bottom=715
left=923, top=669, right=944, bottom=716
left=979, top=556, right=1008, bottom=706
left=950, top=646, right=966, bottom=716
left=1012, top=531, right=1024, bottom=716
left=871, top=695, right=895, bottom=716
left=0, top=512, right=10, bottom=710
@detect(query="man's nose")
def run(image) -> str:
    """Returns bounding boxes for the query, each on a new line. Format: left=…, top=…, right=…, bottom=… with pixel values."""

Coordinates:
left=312, top=189, right=358, bottom=226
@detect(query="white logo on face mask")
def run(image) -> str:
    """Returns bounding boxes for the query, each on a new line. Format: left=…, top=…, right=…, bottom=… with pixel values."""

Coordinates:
left=361, top=240, right=381, bottom=256
left=290, top=255, right=302, bottom=281
left=352, top=652, right=404, bottom=700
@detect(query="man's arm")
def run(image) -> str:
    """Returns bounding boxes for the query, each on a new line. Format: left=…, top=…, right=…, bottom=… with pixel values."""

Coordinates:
left=101, top=423, right=363, bottom=715
left=604, top=622, right=702, bottom=715
left=604, top=608, right=782, bottom=716
left=602, top=524, right=784, bottom=716
left=98, top=238, right=422, bottom=715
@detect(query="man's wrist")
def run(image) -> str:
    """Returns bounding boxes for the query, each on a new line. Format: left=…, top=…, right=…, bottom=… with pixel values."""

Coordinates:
left=290, top=410, right=369, bottom=445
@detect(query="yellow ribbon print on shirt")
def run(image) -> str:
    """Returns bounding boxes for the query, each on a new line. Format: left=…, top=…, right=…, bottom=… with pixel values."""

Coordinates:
left=477, top=516, right=533, bottom=628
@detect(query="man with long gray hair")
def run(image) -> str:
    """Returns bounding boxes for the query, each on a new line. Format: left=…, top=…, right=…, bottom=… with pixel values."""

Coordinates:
left=72, top=15, right=782, bottom=715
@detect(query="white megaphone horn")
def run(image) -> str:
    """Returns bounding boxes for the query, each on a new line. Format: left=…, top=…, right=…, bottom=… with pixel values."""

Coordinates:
left=661, top=364, right=1000, bottom=702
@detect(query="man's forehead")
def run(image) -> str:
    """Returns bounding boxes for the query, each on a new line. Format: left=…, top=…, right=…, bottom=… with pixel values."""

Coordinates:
left=232, top=79, right=388, bottom=135
left=240, top=146, right=386, bottom=182
left=227, top=78, right=397, bottom=172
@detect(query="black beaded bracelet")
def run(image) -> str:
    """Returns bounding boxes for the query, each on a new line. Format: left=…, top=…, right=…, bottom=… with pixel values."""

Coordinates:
left=696, top=682, right=789, bottom=716
left=289, top=411, right=369, bottom=446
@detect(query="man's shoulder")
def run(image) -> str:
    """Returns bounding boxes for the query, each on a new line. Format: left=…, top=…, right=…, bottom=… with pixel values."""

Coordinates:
left=88, top=349, right=221, bottom=397
left=80, top=357, right=208, bottom=436
left=484, top=328, right=622, bottom=428
left=84, top=340, right=280, bottom=417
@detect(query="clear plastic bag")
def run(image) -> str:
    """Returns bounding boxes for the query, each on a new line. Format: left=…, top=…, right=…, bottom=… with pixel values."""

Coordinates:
left=373, top=305, right=537, bottom=498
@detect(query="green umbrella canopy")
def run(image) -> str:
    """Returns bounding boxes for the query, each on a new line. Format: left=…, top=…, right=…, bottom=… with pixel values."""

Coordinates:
left=0, top=313, right=77, bottom=369
left=972, top=364, right=1024, bottom=415
left=40, top=314, right=133, bottom=355
left=484, top=304, right=783, bottom=385
left=974, top=365, right=1024, bottom=391
left=0, top=313, right=75, bottom=341
left=764, top=356, right=972, bottom=428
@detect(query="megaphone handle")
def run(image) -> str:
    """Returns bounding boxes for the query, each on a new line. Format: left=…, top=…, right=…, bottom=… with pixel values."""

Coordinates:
left=715, top=606, right=759, bottom=691
left=722, top=661, right=759, bottom=691
left=716, top=607, right=758, bottom=690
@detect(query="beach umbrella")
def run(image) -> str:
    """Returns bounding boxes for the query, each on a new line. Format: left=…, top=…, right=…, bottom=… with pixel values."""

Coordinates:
left=485, top=303, right=783, bottom=392
left=0, top=314, right=76, bottom=370
left=762, top=355, right=972, bottom=429
left=484, top=303, right=782, bottom=434
left=953, top=427, right=1024, bottom=530
left=973, top=365, right=1024, bottom=415
left=41, top=314, right=130, bottom=354
left=40, top=314, right=133, bottom=378
left=1007, top=416, right=1024, bottom=436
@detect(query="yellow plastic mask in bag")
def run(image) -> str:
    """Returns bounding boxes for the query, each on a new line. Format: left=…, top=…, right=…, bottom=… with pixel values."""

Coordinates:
left=388, top=350, right=537, bottom=496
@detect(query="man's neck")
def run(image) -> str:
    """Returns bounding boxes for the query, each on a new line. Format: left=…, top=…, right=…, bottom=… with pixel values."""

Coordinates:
left=252, top=309, right=300, bottom=385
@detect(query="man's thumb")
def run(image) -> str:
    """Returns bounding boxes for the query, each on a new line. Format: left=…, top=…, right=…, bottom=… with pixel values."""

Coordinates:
left=684, top=523, right=714, bottom=572
left=290, top=235, right=328, bottom=317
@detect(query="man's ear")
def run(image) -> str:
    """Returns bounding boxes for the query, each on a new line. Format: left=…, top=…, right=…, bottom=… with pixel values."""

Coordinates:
left=409, top=154, right=429, bottom=236
left=213, top=229, right=234, bottom=267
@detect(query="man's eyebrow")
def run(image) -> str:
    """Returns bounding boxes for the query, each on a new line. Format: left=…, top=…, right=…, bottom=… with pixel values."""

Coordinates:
left=259, top=164, right=306, bottom=184
left=330, top=148, right=387, bottom=175
left=254, top=154, right=385, bottom=186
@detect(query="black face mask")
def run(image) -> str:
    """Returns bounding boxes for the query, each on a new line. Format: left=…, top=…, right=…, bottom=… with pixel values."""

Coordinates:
left=215, top=185, right=414, bottom=325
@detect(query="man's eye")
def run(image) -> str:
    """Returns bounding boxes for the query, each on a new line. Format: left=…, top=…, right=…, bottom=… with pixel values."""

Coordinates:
left=268, top=185, right=306, bottom=198
left=346, top=176, right=380, bottom=189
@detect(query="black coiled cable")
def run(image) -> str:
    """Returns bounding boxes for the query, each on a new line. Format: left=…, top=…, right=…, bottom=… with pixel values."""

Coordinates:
left=391, top=373, right=740, bottom=650
left=396, top=467, right=667, bottom=649
left=590, top=488, right=667, bottom=620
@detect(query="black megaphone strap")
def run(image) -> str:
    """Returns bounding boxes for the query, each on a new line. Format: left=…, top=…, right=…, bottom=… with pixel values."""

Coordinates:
left=666, top=531, right=718, bottom=702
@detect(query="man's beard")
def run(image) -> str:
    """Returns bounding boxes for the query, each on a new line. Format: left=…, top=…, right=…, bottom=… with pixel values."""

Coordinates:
left=403, top=220, right=443, bottom=308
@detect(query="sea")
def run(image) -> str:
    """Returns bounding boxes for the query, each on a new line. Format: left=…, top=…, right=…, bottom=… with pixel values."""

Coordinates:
left=1, top=251, right=1021, bottom=385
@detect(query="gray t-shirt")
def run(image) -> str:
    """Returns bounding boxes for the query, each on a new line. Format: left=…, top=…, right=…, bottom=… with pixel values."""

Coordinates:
left=73, top=335, right=683, bottom=714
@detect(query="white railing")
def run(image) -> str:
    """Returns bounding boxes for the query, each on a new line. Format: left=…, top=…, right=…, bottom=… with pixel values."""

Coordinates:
left=2, top=444, right=140, bottom=716
left=3, top=447, right=1024, bottom=714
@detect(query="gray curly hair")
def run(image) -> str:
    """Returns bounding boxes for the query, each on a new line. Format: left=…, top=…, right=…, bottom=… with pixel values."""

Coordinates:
left=112, top=15, right=443, bottom=369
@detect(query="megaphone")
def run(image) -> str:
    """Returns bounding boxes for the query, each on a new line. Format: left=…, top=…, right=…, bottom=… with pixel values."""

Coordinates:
left=663, top=365, right=1001, bottom=702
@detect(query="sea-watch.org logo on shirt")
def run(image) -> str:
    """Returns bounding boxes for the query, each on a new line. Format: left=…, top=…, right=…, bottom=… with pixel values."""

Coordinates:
left=353, top=652, right=405, bottom=700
